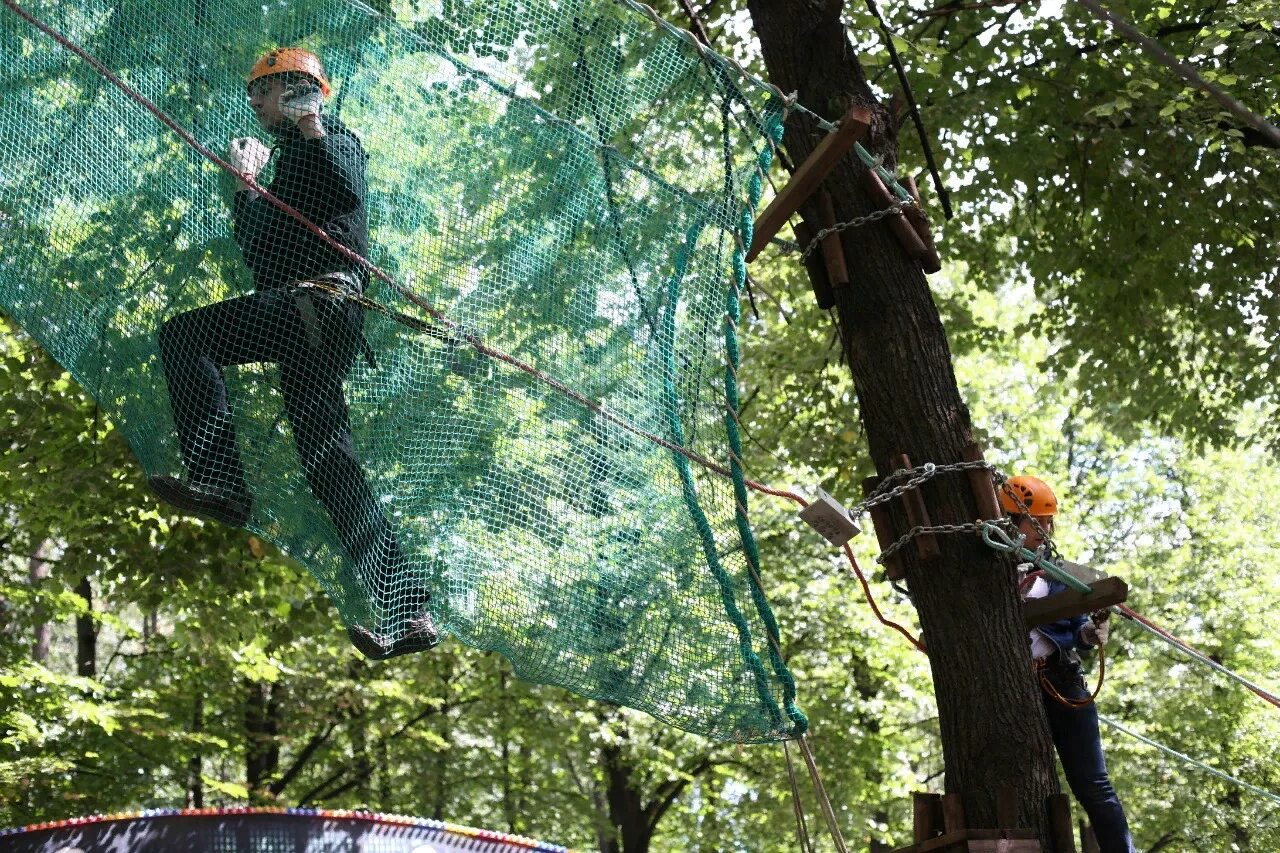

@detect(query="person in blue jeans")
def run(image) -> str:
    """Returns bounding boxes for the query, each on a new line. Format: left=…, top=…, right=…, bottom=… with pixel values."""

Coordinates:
left=1001, top=475, right=1136, bottom=853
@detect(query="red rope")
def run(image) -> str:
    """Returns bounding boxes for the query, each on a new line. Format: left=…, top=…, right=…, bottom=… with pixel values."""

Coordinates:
left=763, top=488, right=927, bottom=652
left=1116, top=603, right=1280, bottom=710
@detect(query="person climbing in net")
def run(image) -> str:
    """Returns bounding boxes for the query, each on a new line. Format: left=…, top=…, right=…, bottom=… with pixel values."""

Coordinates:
left=148, top=48, right=437, bottom=661
left=1001, top=475, right=1135, bottom=853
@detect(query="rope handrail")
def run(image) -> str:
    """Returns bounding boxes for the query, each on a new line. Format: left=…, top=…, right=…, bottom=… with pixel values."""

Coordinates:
left=1099, top=715, right=1280, bottom=807
left=1114, top=603, right=1280, bottom=710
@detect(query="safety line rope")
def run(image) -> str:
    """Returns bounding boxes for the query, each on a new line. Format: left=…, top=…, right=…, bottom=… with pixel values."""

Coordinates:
left=782, top=740, right=817, bottom=853
left=797, top=734, right=852, bottom=853
left=1099, top=715, right=1280, bottom=807
left=1115, top=603, right=1280, bottom=711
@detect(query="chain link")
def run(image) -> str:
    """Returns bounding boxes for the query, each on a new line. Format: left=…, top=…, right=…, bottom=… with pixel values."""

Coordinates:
left=876, top=522, right=991, bottom=564
left=851, top=459, right=995, bottom=518
left=797, top=200, right=916, bottom=259
left=836, top=458, right=1064, bottom=568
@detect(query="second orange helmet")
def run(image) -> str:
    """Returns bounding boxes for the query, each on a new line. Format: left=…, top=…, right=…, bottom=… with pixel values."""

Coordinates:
left=247, top=48, right=332, bottom=97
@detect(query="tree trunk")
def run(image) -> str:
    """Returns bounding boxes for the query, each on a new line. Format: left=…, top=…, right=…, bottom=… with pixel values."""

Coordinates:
left=746, top=0, right=1060, bottom=839
left=29, top=542, right=51, bottom=663
left=601, top=742, right=651, bottom=853
left=75, top=574, right=96, bottom=677
left=187, top=694, right=204, bottom=808
left=245, top=680, right=280, bottom=800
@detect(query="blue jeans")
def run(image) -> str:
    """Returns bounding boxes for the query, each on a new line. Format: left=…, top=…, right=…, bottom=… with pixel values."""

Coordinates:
left=1041, top=657, right=1135, bottom=853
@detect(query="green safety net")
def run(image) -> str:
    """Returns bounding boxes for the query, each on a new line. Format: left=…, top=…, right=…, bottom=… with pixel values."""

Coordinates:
left=0, top=0, right=806, bottom=741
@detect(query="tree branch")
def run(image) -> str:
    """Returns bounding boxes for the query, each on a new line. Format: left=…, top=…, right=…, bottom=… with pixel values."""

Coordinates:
left=268, top=722, right=336, bottom=797
left=1076, top=0, right=1280, bottom=148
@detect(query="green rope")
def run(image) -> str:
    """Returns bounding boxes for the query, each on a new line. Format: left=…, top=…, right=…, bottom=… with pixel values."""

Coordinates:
left=723, top=99, right=807, bottom=735
left=853, top=142, right=915, bottom=203
left=658, top=219, right=789, bottom=737
left=1099, top=716, right=1280, bottom=807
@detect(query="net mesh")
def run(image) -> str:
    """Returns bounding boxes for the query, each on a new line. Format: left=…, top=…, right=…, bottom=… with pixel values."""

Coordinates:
left=0, top=0, right=805, bottom=741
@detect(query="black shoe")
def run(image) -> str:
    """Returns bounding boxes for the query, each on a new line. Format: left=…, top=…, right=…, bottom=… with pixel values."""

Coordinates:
left=149, top=475, right=252, bottom=527
left=347, top=610, right=441, bottom=661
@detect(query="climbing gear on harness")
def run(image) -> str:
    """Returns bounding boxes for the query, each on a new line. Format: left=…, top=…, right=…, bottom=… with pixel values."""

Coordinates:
left=247, top=48, right=332, bottom=97
left=1036, top=649, right=1106, bottom=708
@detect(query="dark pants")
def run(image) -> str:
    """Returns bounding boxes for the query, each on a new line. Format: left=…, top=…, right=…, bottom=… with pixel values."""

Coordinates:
left=157, top=285, right=397, bottom=582
left=1041, top=657, right=1136, bottom=853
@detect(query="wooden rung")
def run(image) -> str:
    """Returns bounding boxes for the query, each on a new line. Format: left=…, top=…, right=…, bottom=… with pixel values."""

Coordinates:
left=903, top=175, right=942, bottom=274
left=941, top=793, right=966, bottom=833
left=1024, top=577, right=1129, bottom=628
left=961, top=443, right=1001, bottom=522
left=818, top=191, right=851, bottom=289
left=995, top=784, right=1018, bottom=829
left=864, top=169, right=929, bottom=262
left=745, top=105, right=873, bottom=262
left=892, top=829, right=1040, bottom=853
left=1047, top=793, right=1077, bottom=853
left=864, top=476, right=906, bottom=581
left=793, top=221, right=835, bottom=309
left=913, top=792, right=943, bottom=842
left=968, top=840, right=1041, bottom=853
left=893, top=453, right=941, bottom=561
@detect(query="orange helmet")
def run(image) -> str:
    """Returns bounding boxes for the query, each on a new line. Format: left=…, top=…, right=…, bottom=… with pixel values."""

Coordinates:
left=998, top=475, right=1058, bottom=517
left=247, top=48, right=331, bottom=97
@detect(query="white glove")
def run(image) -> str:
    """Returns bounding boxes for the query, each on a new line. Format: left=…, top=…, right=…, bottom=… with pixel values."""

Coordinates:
left=279, top=80, right=324, bottom=124
left=228, top=137, right=271, bottom=180
left=1081, top=618, right=1110, bottom=647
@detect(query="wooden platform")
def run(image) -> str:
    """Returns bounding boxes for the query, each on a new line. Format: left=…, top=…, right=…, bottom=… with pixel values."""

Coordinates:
left=889, top=791, right=1080, bottom=853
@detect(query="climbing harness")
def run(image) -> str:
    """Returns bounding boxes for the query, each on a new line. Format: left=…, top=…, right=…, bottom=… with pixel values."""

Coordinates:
left=1036, top=649, right=1107, bottom=709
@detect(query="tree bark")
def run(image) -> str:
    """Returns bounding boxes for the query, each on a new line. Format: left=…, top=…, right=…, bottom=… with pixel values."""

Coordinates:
left=187, top=694, right=204, bottom=808
left=746, top=0, right=1060, bottom=839
left=245, top=680, right=280, bottom=800
left=75, top=574, right=96, bottom=678
left=601, top=741, right=651, bottom=853
left=29, top=542, right=51, bottom=663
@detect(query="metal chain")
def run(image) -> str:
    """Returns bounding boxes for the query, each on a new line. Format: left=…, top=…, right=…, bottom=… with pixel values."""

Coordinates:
left=877, top=521, right=1007, bottom=564
left=797, top=199, right=916, bottom=259
left=832, top=458, right=1061, bottom=568
left=851, top=459, right=995, bottom=518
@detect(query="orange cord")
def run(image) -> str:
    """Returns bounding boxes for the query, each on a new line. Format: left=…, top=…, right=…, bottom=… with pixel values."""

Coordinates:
left=1037, top=645, right=1106, bottom=708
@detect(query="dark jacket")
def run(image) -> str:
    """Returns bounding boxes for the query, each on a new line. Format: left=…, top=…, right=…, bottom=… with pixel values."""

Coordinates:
left=232, top=116, right=369, bottom=292
left=1037, top=577, right=1091, bottom=656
